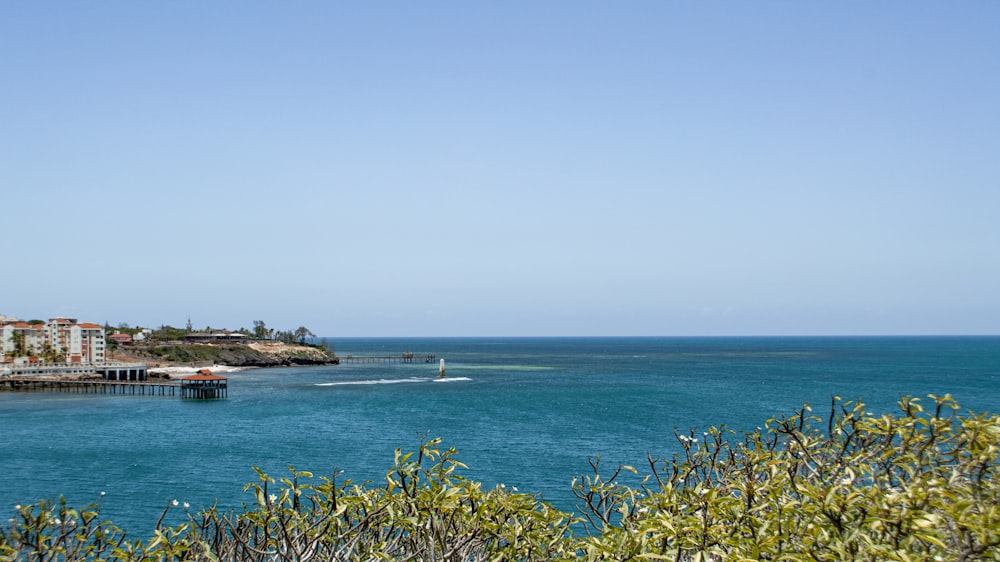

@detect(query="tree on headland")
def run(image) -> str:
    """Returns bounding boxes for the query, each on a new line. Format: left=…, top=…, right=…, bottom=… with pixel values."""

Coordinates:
left=253, top=320, right=274, bottom=340
left=150, top=325, right=188, bottom=341
left=271, top=328, right=315, bottom=345
left=293, top=326, right=315, bottom=345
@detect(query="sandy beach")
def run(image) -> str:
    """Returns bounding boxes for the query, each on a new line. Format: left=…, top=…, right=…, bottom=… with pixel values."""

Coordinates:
left=147, top=365, right=250, bottom=379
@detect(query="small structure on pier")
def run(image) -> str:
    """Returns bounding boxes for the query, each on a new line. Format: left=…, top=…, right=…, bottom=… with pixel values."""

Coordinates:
left=180, top=369, right=228, bottom=400
left=99, top=362, right=147, bottom=382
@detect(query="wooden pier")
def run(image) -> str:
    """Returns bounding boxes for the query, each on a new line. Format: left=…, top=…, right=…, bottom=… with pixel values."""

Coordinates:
left=340, top=353, right=437, bottom=365
left=0, top=377, right=181, bottom=396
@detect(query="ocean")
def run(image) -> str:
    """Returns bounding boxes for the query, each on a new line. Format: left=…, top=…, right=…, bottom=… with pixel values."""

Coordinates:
left=1, top=336, right=998, bottom=537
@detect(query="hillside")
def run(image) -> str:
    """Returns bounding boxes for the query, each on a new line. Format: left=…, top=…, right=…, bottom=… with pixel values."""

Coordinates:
left=115, top=340, right=338, bottom=368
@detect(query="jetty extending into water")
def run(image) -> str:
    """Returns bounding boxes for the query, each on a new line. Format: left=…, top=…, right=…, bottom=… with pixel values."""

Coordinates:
left=0, top=377, right=181, bottom=396
left=340, top=353, right=437, bottom=364
left=0, top=368, right=228, bottom=399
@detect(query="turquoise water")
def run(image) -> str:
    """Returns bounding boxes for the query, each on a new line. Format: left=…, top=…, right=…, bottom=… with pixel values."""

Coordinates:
left=1, top=336, right=998, bottom=537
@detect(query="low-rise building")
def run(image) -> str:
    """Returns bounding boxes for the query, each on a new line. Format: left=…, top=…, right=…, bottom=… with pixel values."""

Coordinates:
left=109, top=333, right=133, bottom=345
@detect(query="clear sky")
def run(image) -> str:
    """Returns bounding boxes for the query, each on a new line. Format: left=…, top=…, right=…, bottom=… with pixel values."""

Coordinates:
left=2, top=2, right=998, bottom=337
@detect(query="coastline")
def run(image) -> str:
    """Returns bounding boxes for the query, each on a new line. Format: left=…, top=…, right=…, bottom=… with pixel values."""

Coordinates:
left=111, top=340, right=338, bottom=373
left=3, top=337, right=999, bottom=541
left=147, top=364, right=252, bottom=379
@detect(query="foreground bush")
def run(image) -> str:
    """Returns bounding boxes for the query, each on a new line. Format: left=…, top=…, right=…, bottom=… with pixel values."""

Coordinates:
left=2, top=395, right=998, bottom=561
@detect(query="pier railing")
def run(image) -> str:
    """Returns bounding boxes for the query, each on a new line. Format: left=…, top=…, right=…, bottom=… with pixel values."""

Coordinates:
left=1, top=361, right=147, bottom=376
left=1, top=361, right=150, bottom=382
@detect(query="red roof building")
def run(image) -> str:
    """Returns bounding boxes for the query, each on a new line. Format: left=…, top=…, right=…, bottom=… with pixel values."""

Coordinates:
left=180, top=370, right=229, bottom=399
left=109, top=333, right=132, bottom=345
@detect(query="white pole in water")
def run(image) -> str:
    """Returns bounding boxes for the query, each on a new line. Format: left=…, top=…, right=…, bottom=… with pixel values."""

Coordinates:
left=439, top=358, right=445, bottom=378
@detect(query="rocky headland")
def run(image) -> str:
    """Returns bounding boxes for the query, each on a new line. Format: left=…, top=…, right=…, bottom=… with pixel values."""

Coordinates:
left=115, top=340, right=339, bottom=370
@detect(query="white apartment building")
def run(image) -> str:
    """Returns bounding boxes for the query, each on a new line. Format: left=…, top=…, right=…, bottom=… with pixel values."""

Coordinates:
left=0, top=322, right=45, bottom=360
left=1, top=317, right=106, bottom=364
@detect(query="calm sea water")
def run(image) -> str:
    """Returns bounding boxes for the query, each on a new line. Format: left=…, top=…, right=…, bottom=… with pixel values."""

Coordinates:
left=1, top=336, right=998, bottom=537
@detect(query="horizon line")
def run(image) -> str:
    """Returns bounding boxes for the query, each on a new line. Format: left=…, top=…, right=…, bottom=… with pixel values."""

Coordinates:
left=317, top=333, right=1000, bottom=339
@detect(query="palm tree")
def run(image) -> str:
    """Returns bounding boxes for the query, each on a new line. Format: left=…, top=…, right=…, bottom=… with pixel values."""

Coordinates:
left=41, top=344, right=64, bottom=364
left=11, top=331, right=26, bottom=358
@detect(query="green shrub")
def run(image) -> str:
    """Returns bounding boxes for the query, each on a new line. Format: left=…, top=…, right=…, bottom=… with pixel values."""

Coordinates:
left=572, top=394, right=1000, bottom=561
left=2, top=396, right=997, bottom=561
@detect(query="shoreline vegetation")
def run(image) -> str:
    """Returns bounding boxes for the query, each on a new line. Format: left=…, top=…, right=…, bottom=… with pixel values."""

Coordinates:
left=123, top=340, right=339, bottom=379
left=1, top=396, right=997, bottom=560
left=112, top=321, right=339, bottom=376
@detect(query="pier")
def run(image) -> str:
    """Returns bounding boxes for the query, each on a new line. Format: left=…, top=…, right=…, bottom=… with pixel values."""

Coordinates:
left=1, top=361, right=148, bottom=381
left=0, top=368, right=228, bottom=399
left=340, top=353, right=437, bottom=365
left=0, top=377, right=180, bottom=396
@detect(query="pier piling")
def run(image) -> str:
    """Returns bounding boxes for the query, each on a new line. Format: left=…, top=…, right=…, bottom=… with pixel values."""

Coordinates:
left=0, top=377, right=180, bottom=396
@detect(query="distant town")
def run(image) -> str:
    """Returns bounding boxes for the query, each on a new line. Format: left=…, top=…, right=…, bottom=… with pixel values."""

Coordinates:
left=0, top=314, right=333, bottom=379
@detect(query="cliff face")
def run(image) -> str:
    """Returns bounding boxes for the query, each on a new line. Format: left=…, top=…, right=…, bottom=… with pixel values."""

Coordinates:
left=123, top=341, right=338, bottom=368
left=244, top=341, right=338, bottom=366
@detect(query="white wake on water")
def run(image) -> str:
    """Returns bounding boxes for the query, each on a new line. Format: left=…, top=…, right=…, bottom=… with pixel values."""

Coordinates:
left=316, top=377, right=471, bottom=387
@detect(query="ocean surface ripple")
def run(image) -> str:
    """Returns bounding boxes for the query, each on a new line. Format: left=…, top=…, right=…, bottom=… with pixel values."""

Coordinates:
left=2, top=336, right=998, bottom=536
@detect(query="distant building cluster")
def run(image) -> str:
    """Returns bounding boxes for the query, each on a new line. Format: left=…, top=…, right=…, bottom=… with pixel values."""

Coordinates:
left=0, top=315, right=107, bottom=365
left=183, top=332, right=248, bottom=344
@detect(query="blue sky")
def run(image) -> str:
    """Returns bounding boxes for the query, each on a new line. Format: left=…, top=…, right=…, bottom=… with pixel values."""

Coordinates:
left=2, top=2, right=998, bottom=336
